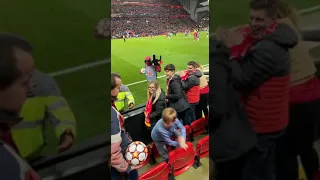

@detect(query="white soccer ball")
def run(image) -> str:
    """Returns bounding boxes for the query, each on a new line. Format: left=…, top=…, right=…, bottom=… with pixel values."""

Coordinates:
left=140, top=68, right=145, bottom=74
left=125, top=141, right=148, bottom=166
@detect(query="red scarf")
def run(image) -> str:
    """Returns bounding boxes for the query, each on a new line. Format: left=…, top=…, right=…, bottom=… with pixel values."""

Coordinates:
left=144, top=96, right=153, bottom=127
left=230, top=24, right=278, bottom=60
left=181, top=69, right=196, bottom=81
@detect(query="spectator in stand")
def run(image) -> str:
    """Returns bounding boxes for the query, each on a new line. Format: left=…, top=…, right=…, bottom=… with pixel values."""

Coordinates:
left=144, top=80, right=166, bottom=130
left=115, top=82, right=135, bottom=112
left=215, top=0, right=298, bottom=179
left=164, top=64, right=190, bottom=125
left=194, top=62, right=209, bottom=119
left=209, top=39, right=256, bottom=180
left=180, top=61, right=202, bottom=123
left=111, top=72, right=140, bottom=180
left=0, top=33, right=41, bottom=180
left=151, top=107, right=187, bottom=162
left=274, top=1, right=320, bottom=180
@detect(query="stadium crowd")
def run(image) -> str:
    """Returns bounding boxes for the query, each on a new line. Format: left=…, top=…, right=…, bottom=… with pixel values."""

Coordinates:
left=111, top=0, right=180, bottom=5
left=112, top=5, right=187, bottom=16
left=111, top=0, right=197, bottom=37
left=112, top=16, right=196, bottom=36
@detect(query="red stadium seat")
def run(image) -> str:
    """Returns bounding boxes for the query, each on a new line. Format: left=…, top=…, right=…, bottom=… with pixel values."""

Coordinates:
left=190, top=118, right=207, bottom=137
left=185, top=125, right=194, bottom=141
left=196, top=135, right=209, bottom=158
left=151, top=142, right=173, bottom=159
left=138, top=162, right=174, bottom=180
left=194, top=135, right=209, bottom=168
left=176, top=125, right=194, bottom=141
left=313, top=170, right=320, bottom=180
left=169, top=142, right=196, bottom=176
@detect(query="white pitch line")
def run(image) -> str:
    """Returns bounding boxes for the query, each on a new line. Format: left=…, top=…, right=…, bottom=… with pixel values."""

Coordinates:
left=126, top=64, right=209, bottom=87
left=50, top=59, right=110, bottom=77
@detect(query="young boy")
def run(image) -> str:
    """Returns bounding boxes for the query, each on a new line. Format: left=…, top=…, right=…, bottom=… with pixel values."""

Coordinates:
left=151, top=107, right=188, bottom=162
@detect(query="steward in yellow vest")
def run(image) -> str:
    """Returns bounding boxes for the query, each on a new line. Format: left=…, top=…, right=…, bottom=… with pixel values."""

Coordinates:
left=115, top=84, right=135, bottom=112
left=11, top=69, right=77, bottom=158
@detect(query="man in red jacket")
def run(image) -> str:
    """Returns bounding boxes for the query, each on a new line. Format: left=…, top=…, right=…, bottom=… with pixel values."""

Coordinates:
left=180, top=61, right=202, bottom=123
left=0, top=33, right=41, bottom=180
left=214, top=0, right=298, bottom=179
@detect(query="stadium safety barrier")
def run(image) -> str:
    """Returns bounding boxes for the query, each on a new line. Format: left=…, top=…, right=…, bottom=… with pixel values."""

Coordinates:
left=32, top=43, right=320, bottom=180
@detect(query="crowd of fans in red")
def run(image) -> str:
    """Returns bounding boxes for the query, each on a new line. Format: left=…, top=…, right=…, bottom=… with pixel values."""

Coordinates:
left=111, top=0, right=198, bottom=38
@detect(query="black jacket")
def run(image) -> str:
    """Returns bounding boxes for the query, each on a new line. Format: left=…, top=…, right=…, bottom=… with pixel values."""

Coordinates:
left=149, top=88, right=166, bottom=127
left=181, top=69, right=202, bottom=90
left=229, top=23, right=298, bottom=92
left=166, top=74, right=189, bottom=112
left=209, top=40, right=257, bottom=162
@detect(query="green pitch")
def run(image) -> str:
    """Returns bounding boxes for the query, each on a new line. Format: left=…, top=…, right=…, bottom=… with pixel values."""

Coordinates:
left=0, top=0, right=110, bottom=156
left=111, top=33, right=209, bottom=107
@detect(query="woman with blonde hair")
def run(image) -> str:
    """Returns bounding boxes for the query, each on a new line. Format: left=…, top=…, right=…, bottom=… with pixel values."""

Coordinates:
left=144, top=80, right=166, bottom=130
left=275, top=1, right=320, bottom=179
left=194, top=62, right=209, bottom=119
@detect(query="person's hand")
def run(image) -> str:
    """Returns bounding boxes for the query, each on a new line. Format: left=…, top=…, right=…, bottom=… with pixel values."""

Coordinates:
left=180, top=142, right=188, bottom=150
left=215, top=27, right=244, bottom=48
left=177, top=136, right=185, bottom=144
left=179, top=71, right=186, bottom=77
left=57, top=131, right=74, bottom=152
left=129, top=103, right=134, bottom=109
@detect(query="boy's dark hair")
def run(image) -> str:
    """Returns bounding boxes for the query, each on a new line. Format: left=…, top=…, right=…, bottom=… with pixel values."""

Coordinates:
left=164, top=64, right=175, bottom=71
left=249, top=0, right=280, bottom=17
left=111, top=72, right=121, bottom=90
left=0, top=33, right=33, bottom=91
left=187, top=61, right=197, bottom=68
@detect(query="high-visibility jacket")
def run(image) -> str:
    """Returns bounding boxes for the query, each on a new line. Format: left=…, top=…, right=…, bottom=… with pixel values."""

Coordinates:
left=11, top=70, right=77, bottom=158
left=115, top=84, right=134, bottom=112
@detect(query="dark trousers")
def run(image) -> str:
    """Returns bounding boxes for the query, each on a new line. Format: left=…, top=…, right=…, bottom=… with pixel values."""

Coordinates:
left=195, top=93, right=209, bottom=119
left=215, top=155, right=247, bottom=180
left=276, top=100, right=320, bottom=180
left=242, top=130, right=283, bottom=180
left=177, top=108, right=191, bottom=126
left=189, top=103, right=198, bottom=123
left=111, top=167, right=138, bottom=180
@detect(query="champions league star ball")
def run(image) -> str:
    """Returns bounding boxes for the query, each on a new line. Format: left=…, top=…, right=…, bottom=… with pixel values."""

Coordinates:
left=125, top=141, right=148, bottom=166
left=140, top=68, right=146, bottom=74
